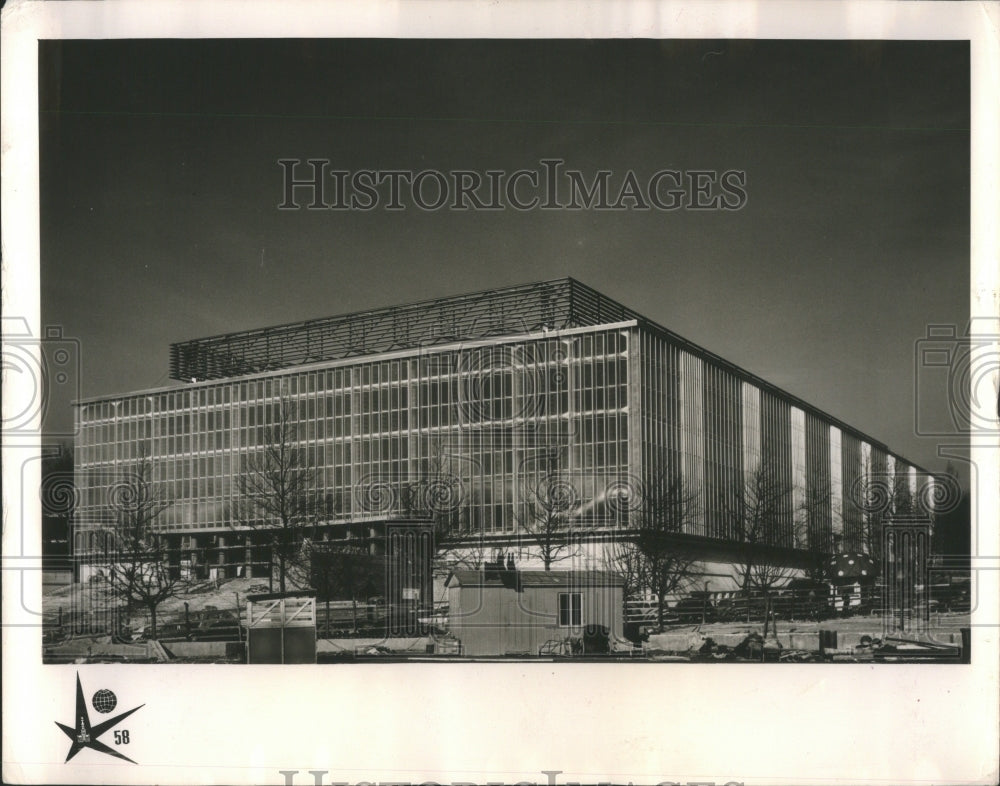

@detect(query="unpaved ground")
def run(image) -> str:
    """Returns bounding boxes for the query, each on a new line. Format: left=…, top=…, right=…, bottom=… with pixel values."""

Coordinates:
left=653, top=611, right=970, bottom=646
left=46, top=577, right=972, bottom=639
left=44, top=576, right=269, bottom=629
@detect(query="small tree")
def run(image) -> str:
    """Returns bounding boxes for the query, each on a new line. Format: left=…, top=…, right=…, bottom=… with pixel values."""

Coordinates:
left=612, top=464, right=699, bottom=629
left=610, top=538, right=646, bottom=602
left=307, top=539, right=381, bottom=634
left=103, top=456, right=182, bottom=640
left=233, top=396, right=321, bottom=593
left=728, top=463, right=796, bottom=624
left=518, top=449, right=580, bottom=570
left=417, top=440, right=485, bottom=571
left=795, top=481, right=837, bottom=583
left=854, top=461, right=884, bottom=564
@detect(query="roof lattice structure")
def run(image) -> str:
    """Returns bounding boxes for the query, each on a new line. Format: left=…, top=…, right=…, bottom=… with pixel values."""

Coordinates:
left=169, top=278, right=636, bottom=382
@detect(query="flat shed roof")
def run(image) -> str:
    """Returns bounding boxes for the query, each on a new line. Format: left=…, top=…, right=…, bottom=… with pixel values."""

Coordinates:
left=446, top=569, right=624, bottom=588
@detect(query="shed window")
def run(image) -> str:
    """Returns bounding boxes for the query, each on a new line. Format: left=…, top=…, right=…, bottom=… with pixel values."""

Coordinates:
left=558, top=592, right=582, bottom=626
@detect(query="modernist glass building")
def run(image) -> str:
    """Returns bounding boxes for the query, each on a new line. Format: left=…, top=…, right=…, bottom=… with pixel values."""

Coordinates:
left=72, top=278, right=934, bottom=587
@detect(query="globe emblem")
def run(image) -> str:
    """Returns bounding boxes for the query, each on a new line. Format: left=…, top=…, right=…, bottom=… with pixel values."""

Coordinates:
left=92, top=689, right=117, bottom=714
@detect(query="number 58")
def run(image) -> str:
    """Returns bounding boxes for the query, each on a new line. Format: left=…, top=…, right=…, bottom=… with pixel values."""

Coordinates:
left=113, top=730, right=130, bottom=745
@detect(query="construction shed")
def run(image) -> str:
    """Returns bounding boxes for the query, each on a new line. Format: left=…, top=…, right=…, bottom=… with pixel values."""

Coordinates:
left=445, top=568, right=624, bottom=657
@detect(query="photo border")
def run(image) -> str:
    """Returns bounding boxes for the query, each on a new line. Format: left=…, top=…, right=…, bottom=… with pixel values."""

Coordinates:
left=3, top=2, right=998, bottom=784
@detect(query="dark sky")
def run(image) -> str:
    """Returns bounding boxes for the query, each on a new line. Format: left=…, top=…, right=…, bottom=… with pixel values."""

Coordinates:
left=39, top=39, right=969, bottom=477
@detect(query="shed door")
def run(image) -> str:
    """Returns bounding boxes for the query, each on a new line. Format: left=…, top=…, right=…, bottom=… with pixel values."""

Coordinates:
left=485, top=586, right=503, bottom=656
left=500, top=588, right=531, bottom=655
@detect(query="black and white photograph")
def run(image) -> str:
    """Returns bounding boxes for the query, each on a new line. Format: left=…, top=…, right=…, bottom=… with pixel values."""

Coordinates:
left=3, top=2, right=998, bottom=785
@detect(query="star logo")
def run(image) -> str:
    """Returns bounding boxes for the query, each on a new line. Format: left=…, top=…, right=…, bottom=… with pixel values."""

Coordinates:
left=55, top=673, right=144, bottom=764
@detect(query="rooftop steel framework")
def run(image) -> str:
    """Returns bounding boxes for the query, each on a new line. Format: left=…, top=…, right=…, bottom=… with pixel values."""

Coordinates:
left=158, top=275, right=916, bottom=461
left=169, top=278, right=639, bottom=381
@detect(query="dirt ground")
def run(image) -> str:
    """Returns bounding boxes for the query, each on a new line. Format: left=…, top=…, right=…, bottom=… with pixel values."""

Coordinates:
left=44, top=576, right=266, bottom=630
left=44, top=577, right=971, bottom=643
left=658, top=610, right=970, bottom=641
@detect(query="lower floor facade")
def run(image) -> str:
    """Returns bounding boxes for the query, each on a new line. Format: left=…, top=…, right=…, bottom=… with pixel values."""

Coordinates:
left=74, top=512, right=933, bottom=603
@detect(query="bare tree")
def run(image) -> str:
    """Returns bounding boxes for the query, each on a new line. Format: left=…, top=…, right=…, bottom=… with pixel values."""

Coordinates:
left=102, top=455, right=182, bottom=640
left=307, top=539, right=381, bottom=634
left=517, top=449, right=580, bottom=571
left=612, top=464, right=700, bottom=629
left=851, top=456, right=918, bottom=569
left=727, top=463, right=796, bottom=624
left=856, top=469, right=887, bottom=563
left=796, top=481, right=837, bottom=583
left=610, top=538, right=646, bottom=601
left=416, top=440, right=485, bottom=571
left=232, top=396, right=321, bottom=593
